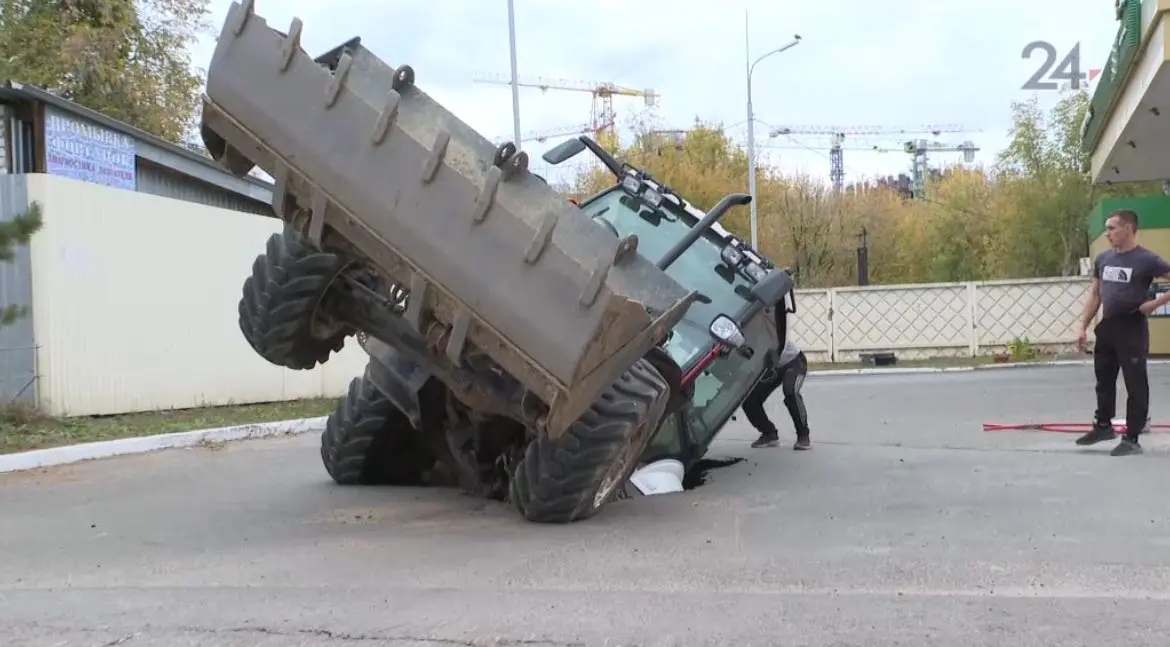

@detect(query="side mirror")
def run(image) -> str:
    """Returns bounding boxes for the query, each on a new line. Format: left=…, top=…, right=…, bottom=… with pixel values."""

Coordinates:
left=709, top=315, right=745, bottom=348
left=542, top=137, right=587, bottom=165
left=749, top=268, right=795, bottom=308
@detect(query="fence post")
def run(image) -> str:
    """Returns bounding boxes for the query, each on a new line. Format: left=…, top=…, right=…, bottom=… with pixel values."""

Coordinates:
left=967, top=282, right=978, bottom=357
left=828, top=289, right=838, bottom=362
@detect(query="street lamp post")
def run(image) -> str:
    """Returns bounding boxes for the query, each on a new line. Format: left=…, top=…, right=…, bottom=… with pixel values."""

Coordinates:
left=744, top=13, right=801, bottom=249
left=507, top=0, right=522, bottom=148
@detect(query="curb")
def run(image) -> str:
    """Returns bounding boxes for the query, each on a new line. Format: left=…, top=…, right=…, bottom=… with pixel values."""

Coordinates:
left=807, top=358, right=1170, bottom=377
left=0, top=416, right=327, bottom=475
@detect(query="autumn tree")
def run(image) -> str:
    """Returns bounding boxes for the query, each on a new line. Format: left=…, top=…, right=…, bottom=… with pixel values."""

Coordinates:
left=0, top=0, right=213, bottom=143
left=553, top=91, right=1170, bottom=288
left=757, top=172, right=858, bottom=286
left=566, top=116, right=752, bottom=225
left=985, top=89, right=1159, bottom=277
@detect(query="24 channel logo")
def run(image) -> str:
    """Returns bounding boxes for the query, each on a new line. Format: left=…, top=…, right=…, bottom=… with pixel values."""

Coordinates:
left=1021, top=41, right=1101, bottom=90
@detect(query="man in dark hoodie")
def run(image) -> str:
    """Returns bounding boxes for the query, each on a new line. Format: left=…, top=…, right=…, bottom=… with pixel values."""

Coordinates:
left=741, top=301, right=810, bottom=450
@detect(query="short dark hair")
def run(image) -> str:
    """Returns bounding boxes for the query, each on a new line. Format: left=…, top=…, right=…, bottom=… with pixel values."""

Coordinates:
left=1109, top=208, right=1139, bottom=230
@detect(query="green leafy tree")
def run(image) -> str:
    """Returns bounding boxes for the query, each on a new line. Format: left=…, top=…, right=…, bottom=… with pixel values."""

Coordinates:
left=0, top=200, right=42, bottom=325
left=990, top=89, right=1160, bottom=277
left=0, top=0, right=212, bottom=143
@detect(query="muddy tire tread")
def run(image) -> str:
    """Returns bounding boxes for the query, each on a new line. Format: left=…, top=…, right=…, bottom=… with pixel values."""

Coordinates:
left=509, top=358, right=670, bottom=523
left=238, top=228, right=350, bottom=370
left=320, top=372, right=430, bottom=485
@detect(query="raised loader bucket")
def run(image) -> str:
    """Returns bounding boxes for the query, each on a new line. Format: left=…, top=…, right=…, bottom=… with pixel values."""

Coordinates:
left=199, top=1, right=697, bottom=437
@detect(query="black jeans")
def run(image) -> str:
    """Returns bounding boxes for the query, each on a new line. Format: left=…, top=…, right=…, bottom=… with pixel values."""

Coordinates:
left=1093, top=312, right=1150, bottom=437
left=742, top=351, right=809, bottom=437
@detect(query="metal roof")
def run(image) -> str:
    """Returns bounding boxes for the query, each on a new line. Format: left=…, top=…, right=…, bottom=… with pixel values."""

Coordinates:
left=0, top=81, right=274, bottom=205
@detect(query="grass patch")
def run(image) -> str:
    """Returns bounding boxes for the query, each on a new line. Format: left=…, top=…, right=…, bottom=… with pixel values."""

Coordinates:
left=0, top=398, right=337, bottom=455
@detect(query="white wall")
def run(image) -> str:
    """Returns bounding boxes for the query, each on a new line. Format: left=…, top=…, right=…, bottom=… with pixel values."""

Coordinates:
left=21, top=175, right=1094, bottom=416
left=25, top=174, right=368, bottom=416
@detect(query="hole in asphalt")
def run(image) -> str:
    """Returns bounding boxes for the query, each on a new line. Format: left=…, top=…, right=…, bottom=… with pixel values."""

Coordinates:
left=682, top=457, right=745, bottom=490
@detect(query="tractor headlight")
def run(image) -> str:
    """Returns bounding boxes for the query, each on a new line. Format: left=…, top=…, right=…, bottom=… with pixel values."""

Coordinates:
left=744, top=262, right=768, bottom=283
left=708, top=315, right=745, bottom=348
left=621, top=175, right=642, bottom=195
left=642, top=187, right=663, bottom=207
left=720, top=245, right=744, bottom=267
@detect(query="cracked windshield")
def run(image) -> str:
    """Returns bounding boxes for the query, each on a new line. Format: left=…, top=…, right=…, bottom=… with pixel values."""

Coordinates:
left=3, top=0, right=1164, bottom=644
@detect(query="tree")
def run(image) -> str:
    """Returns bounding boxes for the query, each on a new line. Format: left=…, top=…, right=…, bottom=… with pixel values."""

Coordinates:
left=0, top=0, right=213, bottom=143
left=0, top=200, right=42, bottom=325
left=551, top=90, right=1170, bottom=288
left=987, top=89, right=1161, bottom=277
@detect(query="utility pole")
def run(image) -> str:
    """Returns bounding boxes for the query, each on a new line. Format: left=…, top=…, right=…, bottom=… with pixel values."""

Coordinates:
left=856, top=226, right=870, bottom=286
left=506, top=0, right=522, bottom=149
left=744, top=10, right=801, bottom=249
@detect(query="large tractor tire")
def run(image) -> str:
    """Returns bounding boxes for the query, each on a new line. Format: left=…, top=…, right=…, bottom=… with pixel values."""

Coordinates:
left=238, top=228, right=353, bottom=370
left=508, top=358, right=670, bottom=523
left=320, top=371, right=437, bottom=485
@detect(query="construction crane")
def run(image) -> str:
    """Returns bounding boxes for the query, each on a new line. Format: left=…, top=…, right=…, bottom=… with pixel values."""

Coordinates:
left=764, top=137, right=980, bottom=198
left=491, top=122, right=603, bottom=146
left=473, top=72, right=658, bottom=151
left=767, top=124, right=971, bottom=192
left=902, top=139, right=980, bottom=198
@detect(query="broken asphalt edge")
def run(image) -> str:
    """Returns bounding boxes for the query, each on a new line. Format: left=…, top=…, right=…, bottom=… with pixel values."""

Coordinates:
left=1, top=358, right=1165, bottom=475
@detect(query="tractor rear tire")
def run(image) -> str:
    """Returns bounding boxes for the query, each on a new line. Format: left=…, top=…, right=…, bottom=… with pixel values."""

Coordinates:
left=320, top=370, right=437, bottom=485
left=508, top=358, right=670, bottom=523
left=238, top=227, right=352, bottom=370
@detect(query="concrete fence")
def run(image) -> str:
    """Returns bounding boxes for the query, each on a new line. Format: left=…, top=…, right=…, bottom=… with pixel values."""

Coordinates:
left=788, top=278, right=1091, bottom=363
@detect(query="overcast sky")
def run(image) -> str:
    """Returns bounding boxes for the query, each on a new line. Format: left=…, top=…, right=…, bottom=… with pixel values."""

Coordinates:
left=189, top=0, right=1122, bottom=189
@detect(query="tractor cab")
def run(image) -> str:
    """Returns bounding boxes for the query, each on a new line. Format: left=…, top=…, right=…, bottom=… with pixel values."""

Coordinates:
left=542, top=136, right=796, bottom=472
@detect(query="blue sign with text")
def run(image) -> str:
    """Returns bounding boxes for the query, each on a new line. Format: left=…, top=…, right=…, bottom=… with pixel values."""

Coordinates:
left=43, top=106, right=136, bottom=190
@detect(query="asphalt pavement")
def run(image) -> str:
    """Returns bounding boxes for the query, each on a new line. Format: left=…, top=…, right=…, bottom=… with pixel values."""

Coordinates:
left=4, top=364, right=1170, bottom=646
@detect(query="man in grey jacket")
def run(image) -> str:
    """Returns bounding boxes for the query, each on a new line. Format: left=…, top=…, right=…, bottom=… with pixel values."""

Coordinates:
left=742, top=305, right=811, bottom=450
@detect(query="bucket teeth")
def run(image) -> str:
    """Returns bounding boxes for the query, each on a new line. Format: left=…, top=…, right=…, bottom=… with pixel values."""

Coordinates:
left=525, top=211, right=559, bottom=264
left=472, top=166, right=502, bottom=224
left=370, top=92, right=401, bottom=145
left=228, top=0, right=254, bottom=36
left=421, top=130, right=451, bottom=183
left=325, top=53, right=352, bottom=107
left=279, top=17, right=302, bottom=71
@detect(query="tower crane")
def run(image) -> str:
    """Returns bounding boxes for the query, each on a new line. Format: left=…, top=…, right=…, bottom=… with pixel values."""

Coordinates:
left=767, top=124, right=971, bottom=192
left=902, top=139, right=980, bottom=198
left=491, top=122, right=606, bottom=146
left=473, top=72, right=658, bottom=151
left=764, top=137, right=980, bottom=198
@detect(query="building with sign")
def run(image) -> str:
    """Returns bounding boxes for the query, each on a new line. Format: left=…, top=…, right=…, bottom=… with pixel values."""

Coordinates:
left=1083, top=0, right=1168, bottom=184
left=0, top=81, right=273, bottom=213
left=1082, top=1, right=1170, bottom=356
left=0, top=81, right=276, bottom=406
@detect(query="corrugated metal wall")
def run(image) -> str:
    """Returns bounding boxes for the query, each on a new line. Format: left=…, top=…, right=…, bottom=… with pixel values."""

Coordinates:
left=135, top=159, right=272, bottom=216
left=0, top=175, right=37, bottom=405
left=25, top=174, right=366, bottom=417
